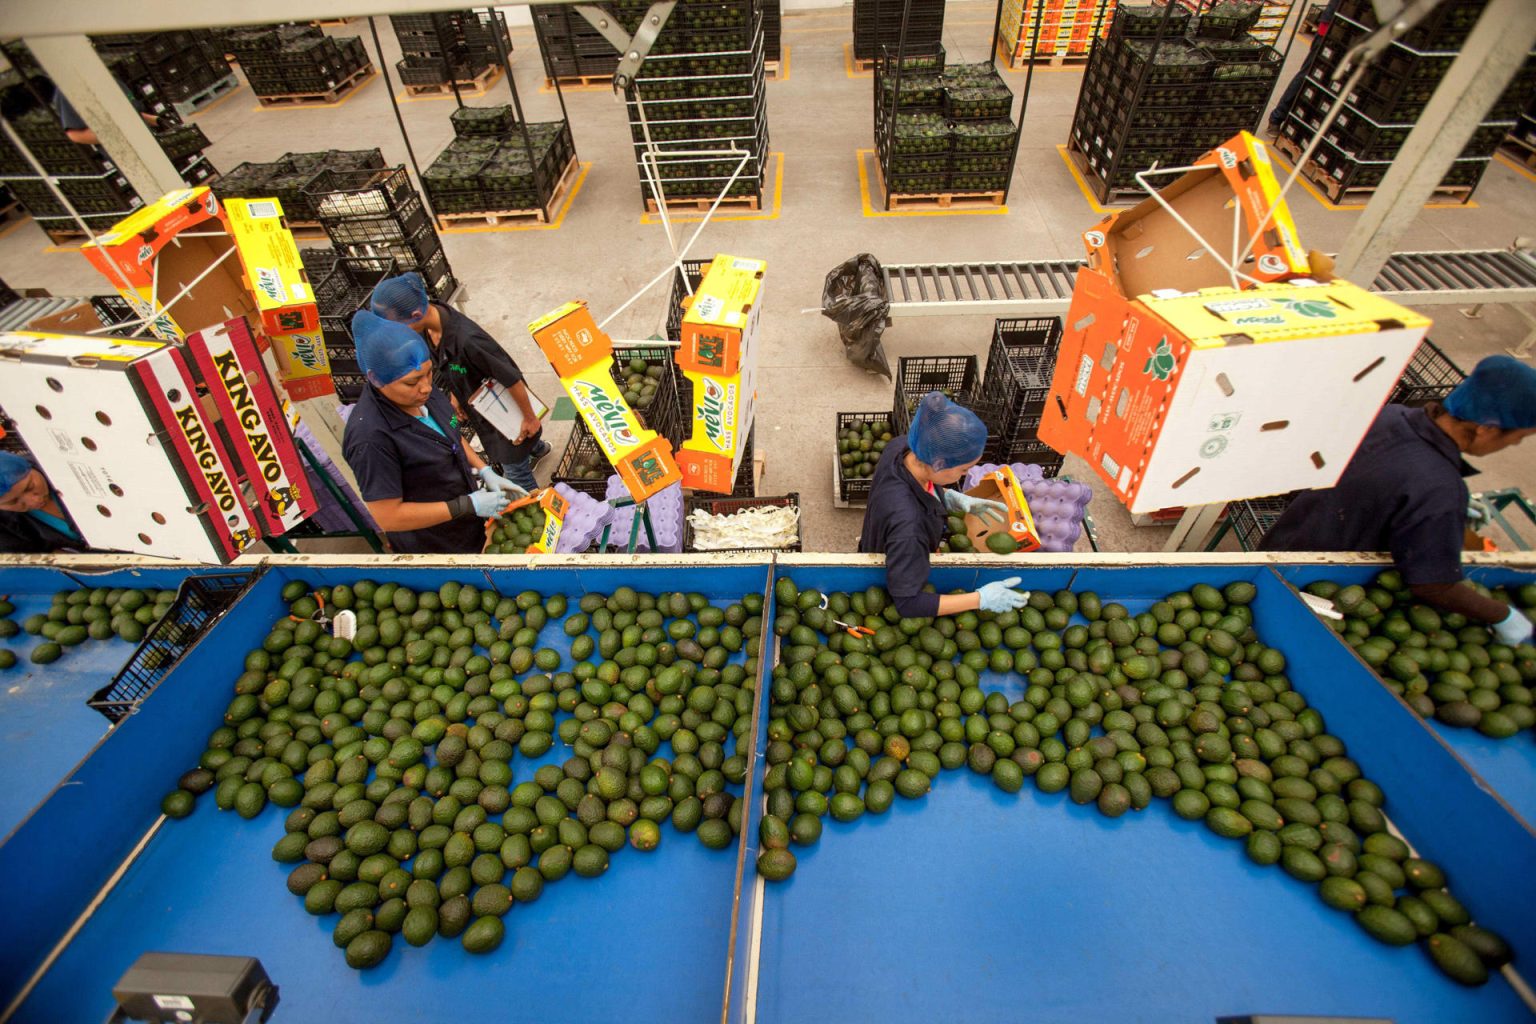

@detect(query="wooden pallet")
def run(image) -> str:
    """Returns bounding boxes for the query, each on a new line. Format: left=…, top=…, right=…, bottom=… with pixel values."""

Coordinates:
left=171, top=72, right=240, bottom=116
left=254, top=65, right=373, bottom=108
left=1500, top=133, right=1536, bottom=169
left=401, top=64, right=502, bottom=97
left=997, top=40, right=1092, bottom=69
left=434, top=156, right=581, bottom=228
left=765, top=58, right=782, bottom=79
left=313, top=17, right=352, bottom=26
left=852, top=55, right=877, bottom=73
left=645, top=190, right=761, bottom=214
left=1063, top=140, right=1147, bottom=206
left=874, top=156, right=1007, bottom=211
left=284, top=219, right=329, bottom=240
left=544, top=72, right=615, bottom=89
left=1272, top=133, right=1474, bottom=205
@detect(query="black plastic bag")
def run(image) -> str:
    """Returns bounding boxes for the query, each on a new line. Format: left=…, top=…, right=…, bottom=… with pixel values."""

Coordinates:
left=821, top=253, right=893, bottom=379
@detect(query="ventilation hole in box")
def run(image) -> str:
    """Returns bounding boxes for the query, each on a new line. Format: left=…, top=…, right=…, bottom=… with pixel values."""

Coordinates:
left=1260, top=420, right=1290, bottom=432
left=1216, top=373, right=1234, bottom=397
left=45, top=378, right=62, bottom=393
left=167, top=388, right=182, bottom=403
left=137, top=533, right=153, bottom=545
left=1171, top=467, right=1200, bottom=488
left=1116, top=388, right=1130, bottom=418
left=187, top=502, right=210, bottom=515
left=1100, top=341, right=1118, bottom=370
left=1186, top=248, right=1205, bottom=262
left=1086, top=396, right=1101, bottom=424
left=96, top=505, right=111, bottom=517
left=1055, top=395, right=1068, bottom=419
left=1352, top=357, right=1385, bottom=382
left=95, top=411, right=112, bottom=426
left=151, top=512, right=166, bottom=525
left=1073, top=312, right=1096, bottom=332
left=81, top=437, right=97, bottom=452
left=1311, top=451, right=1326, bottom=469
left=1135, top=245, right=1154, bottom=260
left=35, top=405, right=51, bottom=420
left=108, top=484, right=124, bottom=497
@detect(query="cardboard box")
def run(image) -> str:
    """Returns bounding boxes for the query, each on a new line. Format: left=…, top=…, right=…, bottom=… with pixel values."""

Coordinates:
left=678, top=360, right=757, bottom=493
left=185, top=318, right=318, bottom=535
left=676, top=255, right=766, bottom=377
left=529, top=301, right=609, bottom=377
left=266, top=328, right=335, bottom=402
left=0, top=330, right=261, bottom=562
left=961, top=467, right=1041, bottom=553
left=1082, top=132, right=1310, bottom=297
left=486, top=487, right=568, bottom=554
left=221, top=197, right=320, bottom=336
left=1039, top=269, right=1430, bottom=514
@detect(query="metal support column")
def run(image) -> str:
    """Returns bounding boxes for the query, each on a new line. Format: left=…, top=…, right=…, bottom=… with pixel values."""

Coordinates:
left=23, top=34, right=184, bottom=200
left=1333, top=0, right=1536, bottom=283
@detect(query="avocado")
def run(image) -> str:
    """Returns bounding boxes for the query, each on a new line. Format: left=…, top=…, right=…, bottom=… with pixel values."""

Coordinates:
left=1245, top=830, right=1282, bottom=865
left=985, top=532, right=1020, bottom=555
left=1427, top=932, right=1490, bottom=985
left=1356, top=905, right=1417, bottom=946
left=160, top=790, right=195, bottom=819
left=757, top=848, right=796, bottom=881
left=1318, top=876, right=1367, bottom=912
left=461, top=916, right=505, bottom=954
left=29, top=642, right=61, bottom=665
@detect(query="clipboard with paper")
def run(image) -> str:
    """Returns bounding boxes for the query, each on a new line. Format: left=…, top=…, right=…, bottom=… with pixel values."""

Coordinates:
left=469, top=379, right=548, bottom=439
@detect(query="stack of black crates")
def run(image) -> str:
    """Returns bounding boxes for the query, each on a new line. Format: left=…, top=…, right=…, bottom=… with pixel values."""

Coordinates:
left=422, top=107, right=575, bottom=216
left=532, top=6, right=622, bottom=81
left=853, top=0, right=946, bottom=63
left=312, top=253, right=400, bottom=403
left=305, top=166, right=458, bottom=306
left=876, top=49, right=1020, bottom=198
left=89, top=30, right=233, bottom=111
left=390, top=12, right=511, bottom=89
left=620, top=0, right=771, bottom=209
left=213, top=148, right=386, bottom=225
left=1069, top=3, right=1282, bottom=202
left=1277, top=0, right=1536, bottom=202
left=224, top=23, right=371, bottom=99
left=764, top=0, right=783, bottom=66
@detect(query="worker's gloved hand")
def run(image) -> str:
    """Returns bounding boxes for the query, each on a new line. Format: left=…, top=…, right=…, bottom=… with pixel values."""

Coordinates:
left=469, top=488, right=508, bottom=519
left=1491, top=606, right=1535, bottom=646
left=478, top=466, right=528, bottom=499
left=944, top=489, right=1008, bottom=528
left=1466, top=494, right=1494, bottom=524
left=978, top=576, right=1030, bottom=613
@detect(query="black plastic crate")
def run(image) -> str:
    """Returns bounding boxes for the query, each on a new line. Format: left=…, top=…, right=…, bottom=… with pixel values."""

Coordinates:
left=451, top=104, right=517, bottom=137
left=320, top=192, right=432, bottom=245
left=1192, top=2, right=1261, bottom=39
left=1225, top=495, right=1294, bottom=552
left=1112, top=3, right=1192, bottom=37
left=315, top=255, right=398, bottom=342
left=306, top=165, right=416, bottom=220
left=982, top=434, right=1061, bottom=466
left=665, top=259, right=710, bottom=348
left=86, top=572, right=259, bottom=722
left=892, top=355, right=982, bottom=434
left=553, top=418, right=613, bottom=497
left=684, top=492, right=800, bottom=552
left=1390, top=338, right=1465, bottom=407
left=836, top=411, right=896, bottom=506
left=610, top=347, right=685, bottom=447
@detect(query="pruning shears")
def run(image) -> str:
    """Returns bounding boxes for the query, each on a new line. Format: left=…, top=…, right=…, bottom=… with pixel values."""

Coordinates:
left=288, top=590, right=356, bottom=640
left=819, top=595, right=875, bottom=640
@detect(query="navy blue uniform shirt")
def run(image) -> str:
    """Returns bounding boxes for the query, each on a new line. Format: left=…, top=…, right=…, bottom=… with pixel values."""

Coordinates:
left=1261, top=404, right=1474, bottom=585
left=858, top=437, right=949, bottom=618
left=342, top=383, right=485, bottom=554
left=432, top=303, right=541, bottom=466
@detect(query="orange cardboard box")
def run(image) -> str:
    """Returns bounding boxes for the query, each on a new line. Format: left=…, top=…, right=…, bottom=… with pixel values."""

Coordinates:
left=1039, top=267, right=1430, bottom=514
left=486, top=487, right=569, bottom=553
left=529, top=301, right=610, bottom=376
left=962, top=467, right=1041, bottom=553
left=1082, top=132, right=1309, bottom=297
left=676, top=255, right=765, bottom=377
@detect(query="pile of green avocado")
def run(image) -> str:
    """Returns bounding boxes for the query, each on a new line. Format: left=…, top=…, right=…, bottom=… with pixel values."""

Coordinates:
left=163, top=580, right=763, bottom=969
left=0, top=588, right=175, bottom=669
left=759, top=576, right=1516, bottom=987
left=1303, top=571, right=1536, bottom=737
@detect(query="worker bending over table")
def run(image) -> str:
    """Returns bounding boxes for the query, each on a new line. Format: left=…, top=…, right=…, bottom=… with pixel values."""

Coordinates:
left=1264, top=355, right=1536, bottom=645
left=859, top=391, right=1031, bottom=618
left=341, top=311, right=527, bottom=554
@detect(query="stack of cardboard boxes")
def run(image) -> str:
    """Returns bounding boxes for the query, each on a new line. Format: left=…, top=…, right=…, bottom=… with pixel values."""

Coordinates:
left=675, top=256, right=765, bottom=494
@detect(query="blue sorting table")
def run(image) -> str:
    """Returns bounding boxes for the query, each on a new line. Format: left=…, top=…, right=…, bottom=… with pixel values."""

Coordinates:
left=0, top=566, right=203, bottom=842
left=731, top=562, right=1536, bottom=1024
left=3, top=562, right=774, bottom=1024
left=1277, top=565, right=1536, bottom=831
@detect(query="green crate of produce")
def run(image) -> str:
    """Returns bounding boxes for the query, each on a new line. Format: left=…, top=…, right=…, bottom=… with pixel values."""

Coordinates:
left=950, top=119, right=1017, bottom=154
left=947, top=86, right=1012, bottom=120
left=890, top=113, right=949, bottom=155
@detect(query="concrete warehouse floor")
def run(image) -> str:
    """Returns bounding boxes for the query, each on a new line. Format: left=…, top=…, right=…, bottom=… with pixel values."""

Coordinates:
left=2, top=1, right=1535, bottom=556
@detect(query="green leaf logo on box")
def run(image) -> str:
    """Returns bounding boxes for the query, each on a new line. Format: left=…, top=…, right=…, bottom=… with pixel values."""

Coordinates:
left=1142, top=338, right=1176, bottom=381
left=1280, top=297, right=1337, bottom=319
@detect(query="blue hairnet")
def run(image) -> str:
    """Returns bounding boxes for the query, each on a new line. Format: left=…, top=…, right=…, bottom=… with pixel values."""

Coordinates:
left=0, top=451, right=30, bottom=494
left=907, top=391, right=987, bottom=469
left=1444, top=355, right=1536, bottom=430
left=352, top=310, right=431, bottom=387
left=370, top=272, right=430, bottom=325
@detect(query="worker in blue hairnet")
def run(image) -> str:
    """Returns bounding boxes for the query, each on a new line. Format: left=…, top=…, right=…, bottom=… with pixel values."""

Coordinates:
left=0, top=451, right=82, bottom=553
left=342, top=311, right=528, bottom=554
left=371, top=272, right=549, bottom=493
left=859, top=391, right=1030, bottom=618
left=1265, top=355, right=1536, bottom=645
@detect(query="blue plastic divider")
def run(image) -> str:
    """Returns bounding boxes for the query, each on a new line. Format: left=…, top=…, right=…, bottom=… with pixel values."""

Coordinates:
left=5, top=562, right=775, bottom=1024
left=737, top=563, right=1535, bottom=1023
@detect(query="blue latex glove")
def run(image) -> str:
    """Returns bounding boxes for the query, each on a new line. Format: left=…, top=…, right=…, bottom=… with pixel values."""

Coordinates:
left=1492, top=606, right=1534, bottom=646
left=470, top=488, right=508, bottom=519
left=479, top=465, right=529, bottom=500
left=944, top=489, right=1008, bottom=528
left=978, top=576, right=1030, bottom=613
left=1467, top=494, right=1494, bottom=524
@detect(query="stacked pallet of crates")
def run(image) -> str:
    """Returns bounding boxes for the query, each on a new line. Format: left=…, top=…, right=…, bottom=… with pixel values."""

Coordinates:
left=532, top=6, right=621, bottom=82
left=764, top=0, right=783, bottom=67
left=421, top=105, right=575, bottom=218
left=998, top=0, right=1117, bottom=68
left=875, top=50, right=1021, bottom=201
left=621, top=0, right=770, bottom=212
left=225, top=24, right=371, bottom=101
left=1505, top=89, right=1536, bottom=164
left=1067, top=3, right=1281, bottom=202
left=313, top=255, right=400, bottom=403
left=89, top=30, right=234, bottom=114
left=1276, top=0, right=1536, bottom=203
left=306, top=167, right=457, bottom=305
left=852, top=0, right=945, bottom=64
left=95, top=51, right=219, bottom=186
left=390, top=11, right=511, bottom=91
left=211, top=148, right=385, bottom=227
